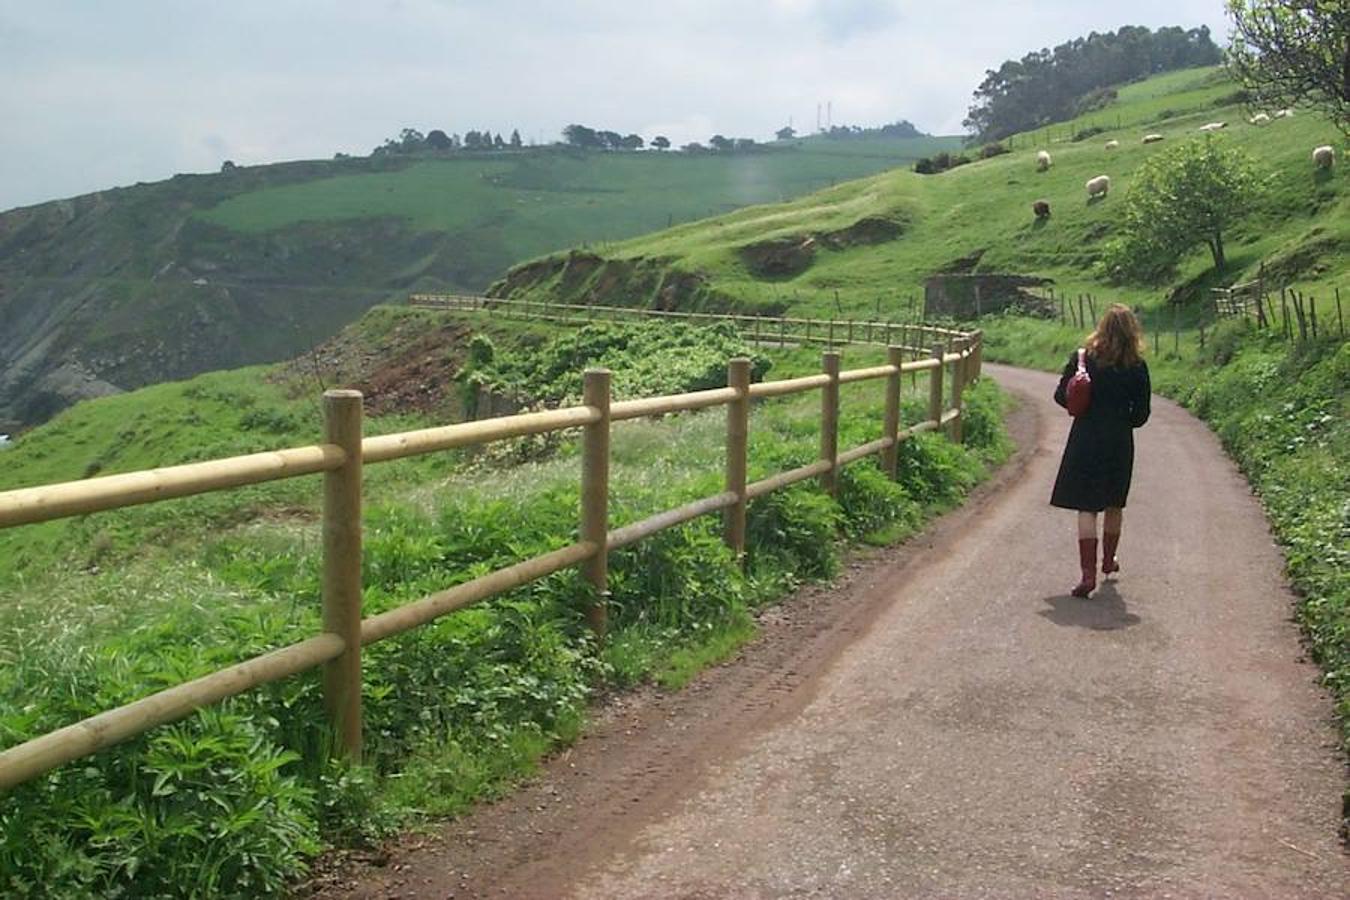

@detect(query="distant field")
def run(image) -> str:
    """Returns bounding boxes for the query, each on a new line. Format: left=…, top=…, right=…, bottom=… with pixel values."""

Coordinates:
left=198, top=138, right=964, bottom=259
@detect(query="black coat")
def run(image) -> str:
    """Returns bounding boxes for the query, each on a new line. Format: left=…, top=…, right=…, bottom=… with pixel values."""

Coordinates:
left=1050, top=351, right=1151, bottom=511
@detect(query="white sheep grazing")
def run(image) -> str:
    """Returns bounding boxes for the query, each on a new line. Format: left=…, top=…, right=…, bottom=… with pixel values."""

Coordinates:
left=1249, top=113, right=1270, bottom=125
left=1104, top=139, right=1120, bottom=150
left=1198, top=122, right=1227, bottom=132
left=1274, top=108, right=1293, bottom=119
left=1086, top=175, right=1110, bottom=199
left=1036, top=150, right=1052, bottom=171
left=1313, top=145, right=1335, bottom=169
left=1142, top=133, right=1164, bottom=144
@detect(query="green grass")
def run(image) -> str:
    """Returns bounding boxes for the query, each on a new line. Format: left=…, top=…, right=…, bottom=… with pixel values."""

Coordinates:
left=199, top=140, right=963, bottom=250
left=497, top=66, right=1346, bottom=325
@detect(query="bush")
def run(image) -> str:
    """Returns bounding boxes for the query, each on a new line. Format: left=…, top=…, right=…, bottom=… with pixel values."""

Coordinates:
left=979, top=143, right=1010, bottom=159
left=1072, top=125, right=1106, bottom=142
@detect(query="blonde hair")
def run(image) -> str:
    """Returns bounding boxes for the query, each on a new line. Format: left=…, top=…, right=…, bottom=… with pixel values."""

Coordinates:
left=1086, top=303, right=1144, bottom=368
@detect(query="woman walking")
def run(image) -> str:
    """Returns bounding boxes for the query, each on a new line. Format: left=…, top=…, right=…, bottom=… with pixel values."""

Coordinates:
left=1050, top=304, right=1151, bottom=597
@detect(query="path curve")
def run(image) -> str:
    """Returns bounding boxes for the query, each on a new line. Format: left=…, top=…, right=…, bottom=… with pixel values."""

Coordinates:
left=313, top=364, right=1348, bottom=899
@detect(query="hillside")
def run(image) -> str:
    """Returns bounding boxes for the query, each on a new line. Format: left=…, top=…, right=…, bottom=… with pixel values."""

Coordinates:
left=492, top=67, right=1347, bottom=324
left=0, top=136, right=959, bottom=432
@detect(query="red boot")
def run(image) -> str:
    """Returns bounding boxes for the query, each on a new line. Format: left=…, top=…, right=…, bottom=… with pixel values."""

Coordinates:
left=1102, top=531, right=1121, bottom=576
left=1072, top=538, right=1098, bottom=597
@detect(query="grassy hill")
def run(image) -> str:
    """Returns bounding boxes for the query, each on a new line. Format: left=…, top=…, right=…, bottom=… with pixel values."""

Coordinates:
left=0, top=136, right=959, bottom=431
left=493, top=67, right=1346, bottom=325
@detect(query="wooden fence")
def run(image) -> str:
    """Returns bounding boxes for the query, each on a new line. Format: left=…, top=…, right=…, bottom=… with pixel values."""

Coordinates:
left=408, top=293, right=970, bottom=353
left=0, top=334, right=981, bottom=791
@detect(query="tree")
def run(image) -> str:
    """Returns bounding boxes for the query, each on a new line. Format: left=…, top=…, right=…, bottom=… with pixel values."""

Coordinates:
left=493, top=132, right=506, bottom=149
left=563, top=123, right=601, bottom=148
left=775, top=125, right=796, bottom=140
left=399, top=128, right=425, bottom=152
left=620, top=133, right=644, bottom=150
left=425, top=129, right=453, bottom=150
left=1103, top=137, right=1262, bottom=281
left=651, top=135, right=671, bottom=150
left=510, top=128, right=523, bottom=149
left=597, top=130, right=623, bottom=150
left=1226, top=1, right=1350, bottom=133
left=220, top=160, right=237, bottom=172
left=708, top=134, right=733, bottom=152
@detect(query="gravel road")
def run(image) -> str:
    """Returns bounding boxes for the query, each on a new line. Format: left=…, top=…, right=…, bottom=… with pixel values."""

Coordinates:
left=311, top=363, right=1348, bottom=899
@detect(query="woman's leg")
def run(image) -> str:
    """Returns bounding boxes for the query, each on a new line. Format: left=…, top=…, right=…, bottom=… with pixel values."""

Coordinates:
left=1077, top=511, right=1098, bottom=539
left=1073, top=511, right=1098, bottom=596
left=1102, top=507, right=1122, bottom=574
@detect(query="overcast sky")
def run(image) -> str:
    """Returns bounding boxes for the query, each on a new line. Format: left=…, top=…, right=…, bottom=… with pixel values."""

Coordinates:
left=0, top=1, right=1230, bottom=212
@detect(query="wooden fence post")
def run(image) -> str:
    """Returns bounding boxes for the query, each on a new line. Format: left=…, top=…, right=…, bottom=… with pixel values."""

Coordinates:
left=322, top=389, right=364, bottom=762
left=1337, top=287, right=1344, bottom=338
left=928, top=344, right=945, bottom=430
left=580, top=369, right=611, bottom=640
left=882, top=345, right=903, bottom=480
left=724, top=358, right=751, bottom=561
left=949, top=340, right=966, bottom=443
left=820, top=352, right=840, bottom=496
left=847, top=319, right=854, bottom=344
left=779, top=317, right=786, bottom=348
left=971, top=329, right=983, bottom=381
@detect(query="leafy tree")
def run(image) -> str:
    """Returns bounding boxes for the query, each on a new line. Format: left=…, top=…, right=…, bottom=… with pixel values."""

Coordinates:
left=1226, top=1, right=1350, bottom=133
left=563, top=123, right=601, bottom=148
left=775, top=125, right=796, bottom=140
left=510, top=128, right=523, bottom=149
left=597, top=130, right=623, bottom=150
left=425, top=129, right=453, bottom=150
left=681, top=141, right=706, bottom=153
left=620, top=133, right=645, bottom=150
left=734, top=137, right=757, bottom=151
left=708, top=134, right=733, bottom=152
left=651, top=135, right=671, bottom=150
left=1103, top=137, right=1261, bottom=281
left=493, top=132, right=506, bottom=149
left=398, top=128, right=425, bottom=152
left=220, top=160, right=237, bottom=172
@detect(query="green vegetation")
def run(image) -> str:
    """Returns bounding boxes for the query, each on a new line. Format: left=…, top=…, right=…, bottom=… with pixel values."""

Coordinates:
left=2, top=135, right=961, bottom=431
left=1104, top=136, right=1262, bottom=278
left=0, top=311, right=1009, bottom=897
left=964, top=24, right=1222, bottom=140
left=496, top=67, right=1344, bottom=339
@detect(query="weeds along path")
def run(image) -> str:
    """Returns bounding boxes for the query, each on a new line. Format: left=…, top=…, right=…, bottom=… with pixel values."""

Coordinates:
left=312, top=365, right=1349, bottom=899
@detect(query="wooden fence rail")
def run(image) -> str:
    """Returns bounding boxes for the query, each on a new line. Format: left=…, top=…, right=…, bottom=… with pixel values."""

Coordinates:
left=407, top=292, right=969, bottom=351
left=0, top=332, right=982, bottom=791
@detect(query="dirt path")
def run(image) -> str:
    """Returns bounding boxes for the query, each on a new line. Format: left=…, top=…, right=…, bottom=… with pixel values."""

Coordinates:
left=309, top=364, right=1348, bottom=899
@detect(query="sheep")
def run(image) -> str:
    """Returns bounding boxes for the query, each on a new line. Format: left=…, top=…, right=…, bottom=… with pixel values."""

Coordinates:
left=1104, top=139, right=1120, bottom=150
left=1313, top=145, right=1335, bottom=169
left=1274, top=108, right=1293, bottom=119
left=1142, top=133, right=1165, bottom=144
left=1086, top=175, right=1110, bottom=199
left=1036, top=150, right=1052, bottom=172
left=1249, top=113, right=1270, bottom=126
left=1198, top=122, right=1227, bottom=132
left=1033, top=200, right=1051, bottom=219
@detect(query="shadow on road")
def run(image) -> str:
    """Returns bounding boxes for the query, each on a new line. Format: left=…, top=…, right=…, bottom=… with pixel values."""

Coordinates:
left=1038, top=582, right=1140, bottom=631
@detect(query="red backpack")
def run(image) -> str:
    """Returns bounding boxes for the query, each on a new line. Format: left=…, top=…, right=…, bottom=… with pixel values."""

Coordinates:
left=1066, top=349, right=1092, bottom=417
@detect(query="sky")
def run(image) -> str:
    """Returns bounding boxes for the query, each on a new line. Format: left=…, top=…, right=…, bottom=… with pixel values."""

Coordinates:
left=0, top=0, right=1231, bottom=212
